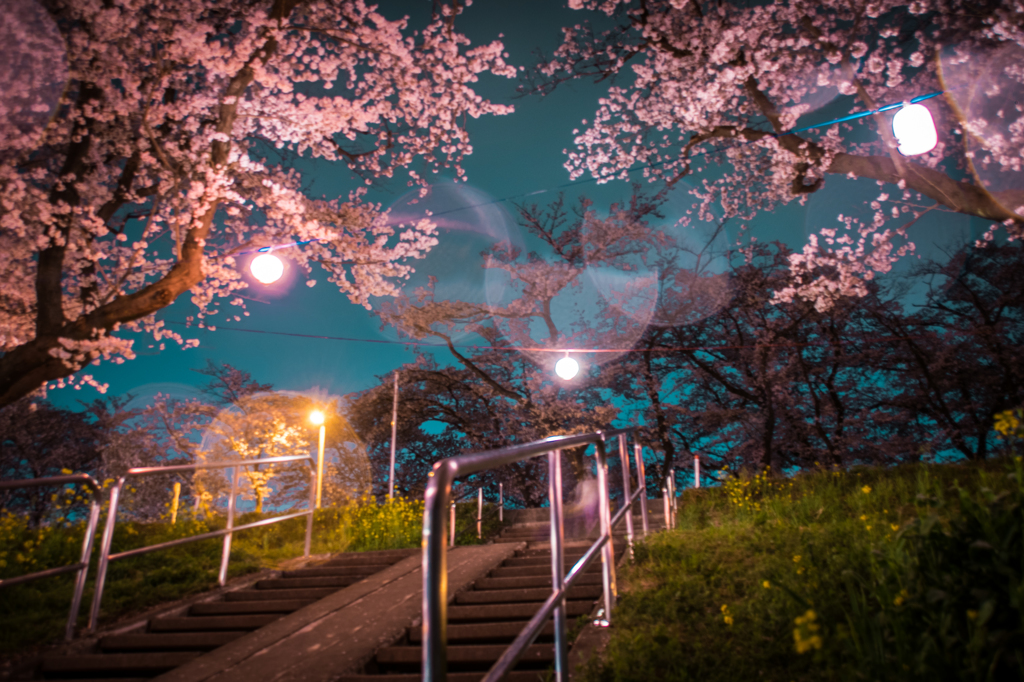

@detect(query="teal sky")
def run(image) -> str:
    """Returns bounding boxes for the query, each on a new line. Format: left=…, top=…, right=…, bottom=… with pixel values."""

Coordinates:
left=47, top=0, right=987, bottom=412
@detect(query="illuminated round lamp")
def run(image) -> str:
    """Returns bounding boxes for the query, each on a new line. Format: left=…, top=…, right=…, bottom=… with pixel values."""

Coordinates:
left=250, top=251, right=284, bottom=284
left=555, top=353, right=580, bottom=380
left=309, top=410, right=325, bottom=426
left=892, top=103, right=937, bottom=156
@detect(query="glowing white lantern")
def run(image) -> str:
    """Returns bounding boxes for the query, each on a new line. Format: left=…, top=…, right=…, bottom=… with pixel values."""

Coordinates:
left=250, top=253, right=284, bottom=284
left=555, top=355, right=580, bottom=380
left=892, top=103, right=937, bottom=156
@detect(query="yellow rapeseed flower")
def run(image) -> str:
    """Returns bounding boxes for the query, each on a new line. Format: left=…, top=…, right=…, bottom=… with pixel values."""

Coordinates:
left=763, top=580, right=771, bottom=589
left=861, top=485, right=872, bottom=494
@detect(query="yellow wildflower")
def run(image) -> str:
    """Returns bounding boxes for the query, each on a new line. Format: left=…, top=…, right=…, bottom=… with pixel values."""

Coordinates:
left=793, top=610, right=822, bottom=654
left=862, top=485, right=872, bottom=494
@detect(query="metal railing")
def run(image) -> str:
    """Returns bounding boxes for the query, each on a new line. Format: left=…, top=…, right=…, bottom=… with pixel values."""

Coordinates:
left=88, top=454, right=315, bottom=631
left=422, top=429, right=649, bottom=682
left=0, top=474, right=103, bottom=641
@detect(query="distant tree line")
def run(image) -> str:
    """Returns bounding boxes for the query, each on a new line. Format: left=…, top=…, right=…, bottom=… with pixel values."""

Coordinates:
left=0, top=362, right=370, bottom=526
left=347, top=191, right=1024, bottom=505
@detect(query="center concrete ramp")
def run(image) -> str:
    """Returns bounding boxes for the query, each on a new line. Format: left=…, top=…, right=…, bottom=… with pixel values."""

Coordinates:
left=149, top=543, right=520, bottom=682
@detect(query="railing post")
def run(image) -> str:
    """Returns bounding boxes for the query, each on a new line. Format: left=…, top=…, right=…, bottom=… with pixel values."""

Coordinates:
left=449, top=501, right=456, bottom=547
left=66, top=481, right=101, bottom=641
left=219, top=468, right=238, bottom=586
left=548, top=449, right=568, bottom=681
left=477, top=488, right=483, bottom=540
left=88, top=477, right=124, bottom=631
left=423, top=460, right=455, bottom=682
left=694, top=454, right=701, bottom=488
left=617, top=434, right=634, bottom=554
left=498, top=482, right=503, bottom=523
left=634, top=444, right=649, bottom=536
left=595, top=439, right=617, bottom=621
left=667, top=469, right=677, bottom=528
left=305, top=469, right=315, bottom=558
left=663, top=487, right=671, bottom=530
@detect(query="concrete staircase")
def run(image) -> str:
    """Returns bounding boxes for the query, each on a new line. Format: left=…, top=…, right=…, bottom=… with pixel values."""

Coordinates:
left=31, top=503, right=669, bottom=682
left=335, top=500, right=672, bottom=682
left=336, top=535, right=626, bottom=682
left=37, top=548, right=418, bottom=681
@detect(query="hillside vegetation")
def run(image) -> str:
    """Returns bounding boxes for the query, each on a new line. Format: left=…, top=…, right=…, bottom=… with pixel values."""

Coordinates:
left=584, top=457, right=1024, bottom=682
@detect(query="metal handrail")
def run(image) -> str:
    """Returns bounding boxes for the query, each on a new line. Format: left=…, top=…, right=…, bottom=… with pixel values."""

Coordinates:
left=0, top=474, right=103, bottom=641
left=87, top=454, right=316, bottom=631
left=422, top=427, right=649, bottom=682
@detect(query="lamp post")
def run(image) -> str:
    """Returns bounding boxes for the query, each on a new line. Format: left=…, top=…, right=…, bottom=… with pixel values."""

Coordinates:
left=388, top=371, right=399, bottom=500
left=310, top=410, right=325, bottom=509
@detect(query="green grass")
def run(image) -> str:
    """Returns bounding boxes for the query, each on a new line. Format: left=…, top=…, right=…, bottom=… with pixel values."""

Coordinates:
left=582, top=458, right=1024, bottom=682
left=0, top=494, right=492, bottom=656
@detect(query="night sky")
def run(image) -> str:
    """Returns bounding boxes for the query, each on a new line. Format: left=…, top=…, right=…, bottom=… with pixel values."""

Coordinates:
left=47, top=0, right=987, bottom=413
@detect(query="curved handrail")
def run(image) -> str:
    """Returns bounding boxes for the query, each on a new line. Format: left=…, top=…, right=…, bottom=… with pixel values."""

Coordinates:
left=0, top=474, right=103, bottom=641
left=87, top=454, right=316, bottom=631
left=422, top=428, right=648, bottom=682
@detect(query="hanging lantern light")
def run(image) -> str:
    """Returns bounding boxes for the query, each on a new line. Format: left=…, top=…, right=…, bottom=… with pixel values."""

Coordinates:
left=250, top=252, right=284, bottom=284
left=555, top=353, right=580, bottom=380
left=892, top=103, right=938, bottom=156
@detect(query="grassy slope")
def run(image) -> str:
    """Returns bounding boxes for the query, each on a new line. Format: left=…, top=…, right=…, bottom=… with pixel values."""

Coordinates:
left=584, top=459, right=1024, bottom=682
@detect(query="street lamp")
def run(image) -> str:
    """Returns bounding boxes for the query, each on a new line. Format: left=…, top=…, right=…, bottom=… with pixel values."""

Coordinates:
left=310, top=410, right=325, bottom=508
left=555, top=353, right=579, bottom=380
left=892, top=103, right=938, bottom=156
left=251, top=252, right=284, bottom=284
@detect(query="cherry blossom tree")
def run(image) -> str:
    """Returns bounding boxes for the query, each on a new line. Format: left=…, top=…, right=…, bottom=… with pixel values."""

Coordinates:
left=0, top=0, right=515, bottom=407
left=869, top=242, right=1024, bottom=461
left=0, top=398, right=101, bottom=525
left=526, top=0, right=1023, bottom=307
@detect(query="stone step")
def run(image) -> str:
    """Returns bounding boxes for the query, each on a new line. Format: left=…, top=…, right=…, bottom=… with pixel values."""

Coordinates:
left=189, top=599, right=314, bottom=616
left=40, top=675, right=149, bottom=679
left=488, top=564, right=601, bottom=579
left=407, top=620, right=566, bottom=644
left=324, top=549, right=417, bottom=566
left=282, top=566, right=380, bottom=578
left=254, top=575, right=361, bottom=590
left=99, top=632, right=246, bottom=653
left=376, top=643, right=553, bottom=665
left=474, top=573, right=603, bottom=590
left=448, top=599, right=594, bottom=622
left=455, top=584, right=602, bottom=605
left=502, top=555, right=607, bottom=568
left=40, top=652, right=202, bottom=677
left=149, top=614, right=281, bottom=632
left=336, top=672, right=545, bottom=682
left=519, top=543, right=627, bottom=558
left=224, top=587, right=338, bottom=601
